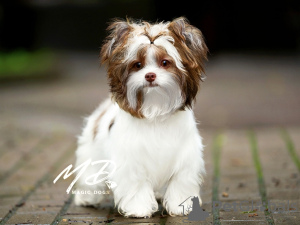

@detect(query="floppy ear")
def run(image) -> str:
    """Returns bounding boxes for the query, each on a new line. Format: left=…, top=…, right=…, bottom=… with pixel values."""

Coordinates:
left=100, top=19, right=132, bottom=64
left=168, top=17, right=208, bottom=77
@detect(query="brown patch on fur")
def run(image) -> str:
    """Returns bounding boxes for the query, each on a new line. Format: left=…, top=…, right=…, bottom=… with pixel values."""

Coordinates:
left=100, top=19, right=146, bottom=118
left=128, top=45, right=148, bottom=73
left=141, top=21, right=169, bottom=44
left=107, top=45, right=147, bottom=119
left=93, top=109, right=107, bottom=140
left=100, top=21, right=133, bottom=117
left=142, top=32, right=166, bottom=44
left=168, top=17, right=208, bottom=108
left=108, top=120, right=114, bottom=131
left=100, top=19, right=133, bottom=63
left=121, top=90, right=144, bottom=118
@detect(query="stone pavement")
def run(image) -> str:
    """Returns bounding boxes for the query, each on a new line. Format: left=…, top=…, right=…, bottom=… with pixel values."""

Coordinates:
left=0, top=52, right=299, bottom=224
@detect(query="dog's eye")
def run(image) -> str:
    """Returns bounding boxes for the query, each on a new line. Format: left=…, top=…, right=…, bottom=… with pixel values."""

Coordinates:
left=134, top=62, right=142, bottom=69
left=161, top=60, right=170, bottom=68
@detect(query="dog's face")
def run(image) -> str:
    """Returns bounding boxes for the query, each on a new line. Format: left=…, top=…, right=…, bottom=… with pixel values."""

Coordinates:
left=100, top=17, right=208, bottom=119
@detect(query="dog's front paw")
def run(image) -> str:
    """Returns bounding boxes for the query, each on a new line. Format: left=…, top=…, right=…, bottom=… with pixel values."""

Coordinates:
left=164, top=200, right=190, bottom=216
left=119, top=199, right=158, bottom=218
left=164, top=196, right=202, bottom=216
left=74, top=189, right=104, bottom=207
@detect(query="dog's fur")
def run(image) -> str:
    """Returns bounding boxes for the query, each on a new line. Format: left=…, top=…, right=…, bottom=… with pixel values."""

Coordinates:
left=74, top=17, right=208, bottom=218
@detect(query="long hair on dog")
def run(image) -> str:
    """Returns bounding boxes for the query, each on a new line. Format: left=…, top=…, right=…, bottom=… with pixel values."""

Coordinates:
left=74, top=17, right=208, bottom=218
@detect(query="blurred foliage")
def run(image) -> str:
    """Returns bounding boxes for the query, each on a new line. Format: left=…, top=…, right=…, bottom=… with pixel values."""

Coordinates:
left=0, top=49, right=56, bottom=80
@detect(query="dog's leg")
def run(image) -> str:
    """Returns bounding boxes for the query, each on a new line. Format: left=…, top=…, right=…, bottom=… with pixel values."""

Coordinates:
left=73, top=144, right=108, bottom=207
left=163, top=159, right=204, bottom=216
left=73, top=162, right=108, bottom=207
left=74, top=187, right=106, bottom=208
left=113, top=174, right=158, bottom=218
left=162, top=131, right=205, bottom=216
left=74, top=184, right=107, bottom=207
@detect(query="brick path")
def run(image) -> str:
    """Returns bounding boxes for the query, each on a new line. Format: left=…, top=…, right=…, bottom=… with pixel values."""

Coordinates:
left=0, top=52, right=299, bottom=224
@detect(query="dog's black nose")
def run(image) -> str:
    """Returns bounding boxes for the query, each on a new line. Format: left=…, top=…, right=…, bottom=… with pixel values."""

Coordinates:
left=145, top=73, right=156, bottom=82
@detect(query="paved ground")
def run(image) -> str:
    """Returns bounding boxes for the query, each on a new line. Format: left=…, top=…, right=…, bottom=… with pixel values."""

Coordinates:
left=0, top=51, right=300, bottom=224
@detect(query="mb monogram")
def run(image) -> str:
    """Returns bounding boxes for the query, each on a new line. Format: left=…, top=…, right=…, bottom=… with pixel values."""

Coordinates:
left=53, top=159, right=117, bottom=193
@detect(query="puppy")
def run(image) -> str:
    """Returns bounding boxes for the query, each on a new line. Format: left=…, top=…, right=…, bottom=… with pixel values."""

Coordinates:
left=74, top=17, right=208, bottom=218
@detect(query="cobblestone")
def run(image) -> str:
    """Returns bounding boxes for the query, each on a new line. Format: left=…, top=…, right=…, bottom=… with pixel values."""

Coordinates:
left=0, top=53, right=299, bottom=224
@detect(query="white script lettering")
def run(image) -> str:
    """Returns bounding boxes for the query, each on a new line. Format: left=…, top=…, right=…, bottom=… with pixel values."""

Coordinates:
left=53, top=159, right=116, bottom=194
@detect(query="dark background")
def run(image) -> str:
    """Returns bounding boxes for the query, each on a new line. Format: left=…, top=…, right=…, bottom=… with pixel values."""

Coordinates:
left=1, top=0, right=300, bottom=54
left=0, top=0, right=300, bottom=131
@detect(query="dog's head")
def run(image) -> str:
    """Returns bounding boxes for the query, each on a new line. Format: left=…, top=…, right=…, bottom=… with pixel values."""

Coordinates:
left=100, top=17, right=208, bottom=120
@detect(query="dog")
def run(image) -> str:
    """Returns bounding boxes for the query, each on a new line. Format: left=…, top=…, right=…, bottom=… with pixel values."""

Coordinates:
left=74, top=17, right=208, bottom=218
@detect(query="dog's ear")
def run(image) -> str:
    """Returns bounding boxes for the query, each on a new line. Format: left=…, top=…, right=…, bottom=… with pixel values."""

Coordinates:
left=168, top=17, right=208, bottom=78
left=100, top=19, right=132, bottom=64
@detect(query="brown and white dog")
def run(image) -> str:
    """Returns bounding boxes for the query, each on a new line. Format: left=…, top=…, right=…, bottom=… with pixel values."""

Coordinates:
left=74, top=17, right=208, bottom=218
